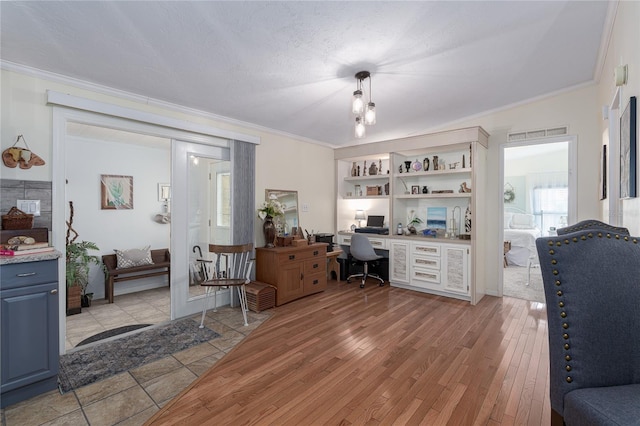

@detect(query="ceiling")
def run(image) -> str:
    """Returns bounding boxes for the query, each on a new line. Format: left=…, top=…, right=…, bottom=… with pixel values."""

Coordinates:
left=1, top=1, right=612, bottom=148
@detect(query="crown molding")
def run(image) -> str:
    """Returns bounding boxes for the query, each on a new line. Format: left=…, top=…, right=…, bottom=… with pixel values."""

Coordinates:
left=1, top=60, right=336, bottom=148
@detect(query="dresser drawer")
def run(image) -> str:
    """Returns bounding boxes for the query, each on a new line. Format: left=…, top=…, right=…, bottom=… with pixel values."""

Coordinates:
left=1, top=260, right=58, bottom=290
left=277, top=245, right=325, bottom=264
left=304, top=258, right=323, bottom=275
left=303, top=272, right=326, bottom=293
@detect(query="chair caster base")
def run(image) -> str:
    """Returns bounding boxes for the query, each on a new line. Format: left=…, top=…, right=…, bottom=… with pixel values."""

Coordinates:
left=360, top=283, right=365, bottom=288
left=347, top=279, right=351, bottom=283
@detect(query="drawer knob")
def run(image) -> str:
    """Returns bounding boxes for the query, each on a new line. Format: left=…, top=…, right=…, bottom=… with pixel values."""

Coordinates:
left=289, top=255, right=295, bottom=260
left=313, top=263, right=319, bottom=269
left=313, top=250, right=319, bottom=256
left=313, top=279, right=319, bottom=285
left=17, top=272, right=37, bottom=277
left=50, top=289, right=58, bottom=295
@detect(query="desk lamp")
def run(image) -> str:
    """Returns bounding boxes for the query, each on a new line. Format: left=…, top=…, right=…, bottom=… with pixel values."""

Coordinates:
left=355, top=210, right=366, bottom=228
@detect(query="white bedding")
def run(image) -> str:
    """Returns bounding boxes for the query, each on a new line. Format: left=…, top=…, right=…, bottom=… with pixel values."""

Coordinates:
left=504, top=228, right=541, bottom=267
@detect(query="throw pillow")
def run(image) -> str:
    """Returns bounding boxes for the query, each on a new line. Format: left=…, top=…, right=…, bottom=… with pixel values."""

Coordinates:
left=510, top=213, right=535, bottom=229
left=115, top=246, right=154, bottom=269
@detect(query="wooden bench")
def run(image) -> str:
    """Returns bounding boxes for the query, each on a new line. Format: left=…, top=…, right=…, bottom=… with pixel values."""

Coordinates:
left=102, top=248, right=170, bottom=303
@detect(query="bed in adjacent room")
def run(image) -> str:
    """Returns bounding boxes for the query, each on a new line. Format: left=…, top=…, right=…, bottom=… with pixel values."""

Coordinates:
left=503, top=209, right=540, bottom=267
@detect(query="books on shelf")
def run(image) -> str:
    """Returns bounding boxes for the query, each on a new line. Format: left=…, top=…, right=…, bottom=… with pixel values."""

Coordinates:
left=0, top=245, right=55, bottom=256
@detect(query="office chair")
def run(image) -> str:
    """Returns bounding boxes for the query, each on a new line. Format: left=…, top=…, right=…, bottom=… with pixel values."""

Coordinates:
left=199, top=242, right=253, bottom=328
left=346, top=234, right=385, bottom=288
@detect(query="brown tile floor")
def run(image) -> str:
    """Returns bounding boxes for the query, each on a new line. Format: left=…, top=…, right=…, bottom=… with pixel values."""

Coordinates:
left=1, top=287, right=271, bottom=426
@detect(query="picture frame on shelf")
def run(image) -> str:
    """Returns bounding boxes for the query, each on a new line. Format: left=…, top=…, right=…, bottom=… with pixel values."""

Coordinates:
left=620, top=96, right=636, bottom=199
left=411, top=185, right=420, bottom=195
left=101, top=174, right=133, bottom=210
left=427, top=207, right=447, bottom=229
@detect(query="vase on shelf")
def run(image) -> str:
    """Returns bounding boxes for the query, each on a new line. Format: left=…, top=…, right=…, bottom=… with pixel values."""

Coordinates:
left=263, top=215, right=276, bottom=248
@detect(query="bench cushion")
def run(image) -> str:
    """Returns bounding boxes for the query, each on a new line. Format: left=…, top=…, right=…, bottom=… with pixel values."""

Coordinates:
left=115, top=246, right=153, bottom=268
left=564, top=384, right=640, bottom=425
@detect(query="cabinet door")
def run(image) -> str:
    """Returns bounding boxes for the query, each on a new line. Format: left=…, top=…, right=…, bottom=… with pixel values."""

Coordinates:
left=1, top=282, right=59, bottom=393
left=442, top=245, right=469, bottom=295
left=276, top=263, right=304, bottom=305
left=388, top=240, right=410, bottom=284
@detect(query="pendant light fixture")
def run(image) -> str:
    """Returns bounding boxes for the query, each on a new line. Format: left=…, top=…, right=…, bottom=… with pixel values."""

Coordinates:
left=352, top=71, right=376, bottom=138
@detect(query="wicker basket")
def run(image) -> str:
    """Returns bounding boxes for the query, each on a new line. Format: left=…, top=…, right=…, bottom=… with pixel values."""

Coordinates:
left=1, top=207, right=34, bottom=230
left=246, top=281, right=276, bottom=313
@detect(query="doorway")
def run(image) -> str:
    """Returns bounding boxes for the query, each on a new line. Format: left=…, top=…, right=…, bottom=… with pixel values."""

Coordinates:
left=500, top=136, right=577, bottom=302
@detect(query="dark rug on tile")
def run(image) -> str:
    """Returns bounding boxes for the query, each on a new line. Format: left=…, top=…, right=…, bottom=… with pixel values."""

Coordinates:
left=76, top=324, right=152, bottom=347
left=59, top=318, right=219, bottom=393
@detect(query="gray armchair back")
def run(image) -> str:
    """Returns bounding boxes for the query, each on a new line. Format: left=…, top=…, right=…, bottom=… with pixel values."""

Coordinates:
left=536, top=227, right=640, bottom=425
left=556, top=219, right=629, bottom=236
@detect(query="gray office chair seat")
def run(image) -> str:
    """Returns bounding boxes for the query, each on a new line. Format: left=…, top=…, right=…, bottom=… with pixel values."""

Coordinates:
left=346, top=234, right=385, bottom=288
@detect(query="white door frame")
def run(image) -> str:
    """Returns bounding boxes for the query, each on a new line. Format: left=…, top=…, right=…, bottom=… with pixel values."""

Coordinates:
left=50, top=94, right=257, bottom=354
left=497, top=135, right=577, bottom=297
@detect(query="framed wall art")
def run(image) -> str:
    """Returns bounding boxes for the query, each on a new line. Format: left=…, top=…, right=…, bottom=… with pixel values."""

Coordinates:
left=620, top=96, right=637, bottom=199
left=599, top=145, right=607, bottom=200
left=101, top=174, right=133, bottom=209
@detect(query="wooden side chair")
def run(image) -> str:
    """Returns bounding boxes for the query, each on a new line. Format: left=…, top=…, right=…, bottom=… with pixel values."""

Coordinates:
left=199, top=243, right=254, bottom=328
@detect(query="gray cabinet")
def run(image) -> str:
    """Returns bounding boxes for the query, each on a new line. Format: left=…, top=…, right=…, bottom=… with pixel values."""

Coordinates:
left=1, top=259, right=59, bottom=408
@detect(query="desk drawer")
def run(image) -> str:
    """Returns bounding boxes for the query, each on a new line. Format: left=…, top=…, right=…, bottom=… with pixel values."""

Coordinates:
left=277, top=246, right=324, bottom=264
left=411, top=255, right=440, bottom=270
left=411, top=268, right=440, bottom=284
left=413, top=243, right=440, bottom=257
left=339, top=235, right=386, bottom=250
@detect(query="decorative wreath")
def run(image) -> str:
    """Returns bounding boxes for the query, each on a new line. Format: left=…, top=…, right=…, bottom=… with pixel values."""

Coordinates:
left=504, top=183, right=515, bottom=203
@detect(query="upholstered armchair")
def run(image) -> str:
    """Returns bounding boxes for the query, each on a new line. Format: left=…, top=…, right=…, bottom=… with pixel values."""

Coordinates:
left=556, top=219, right=629, bottom=236
left=536, top=227, right=640, bottom=425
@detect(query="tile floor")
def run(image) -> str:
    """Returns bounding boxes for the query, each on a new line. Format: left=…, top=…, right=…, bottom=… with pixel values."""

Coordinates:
left=1, top=287, right=271, bottom=426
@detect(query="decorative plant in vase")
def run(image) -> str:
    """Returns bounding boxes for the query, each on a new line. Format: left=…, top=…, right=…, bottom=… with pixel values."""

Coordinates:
left=257, top=196, right=285, bottom=248
left=406, top=210, right=423, bottom=235
left=66, top=201, right=105, bottom=314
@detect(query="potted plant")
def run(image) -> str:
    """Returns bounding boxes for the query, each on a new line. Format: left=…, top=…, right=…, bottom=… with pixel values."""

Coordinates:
left=66, top=240, right=104, bottom=314
left=406, top=210, right=423, bottom=235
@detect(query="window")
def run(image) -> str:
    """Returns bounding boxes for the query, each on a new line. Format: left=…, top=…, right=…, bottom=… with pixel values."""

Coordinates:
left=216, top=172, right=230, bottom=227
left=532, top=186, right=568, bottom=231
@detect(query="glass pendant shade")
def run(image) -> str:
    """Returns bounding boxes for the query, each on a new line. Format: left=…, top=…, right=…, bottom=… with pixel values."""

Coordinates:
left=365, top=102, right=376, bottom=125
left=355, top=117, right=366, bottom=138
left=352, top=90, right=364, bottom=114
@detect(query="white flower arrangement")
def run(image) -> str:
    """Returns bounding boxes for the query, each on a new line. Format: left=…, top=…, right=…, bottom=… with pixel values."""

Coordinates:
left=407, top=210, right=423, bottom=227
left=257, top=199, right=285, bottom=220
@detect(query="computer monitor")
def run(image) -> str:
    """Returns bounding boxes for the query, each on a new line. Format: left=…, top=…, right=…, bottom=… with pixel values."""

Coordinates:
left=366, top=215, right=385, bottom=227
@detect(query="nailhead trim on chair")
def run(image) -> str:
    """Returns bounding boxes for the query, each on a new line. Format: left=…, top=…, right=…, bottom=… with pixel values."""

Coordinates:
left=545, top=231, right=638, bottom=384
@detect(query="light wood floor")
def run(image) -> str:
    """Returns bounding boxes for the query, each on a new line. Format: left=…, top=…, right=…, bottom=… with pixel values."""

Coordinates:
left=147, top=280, right=550, bottom=425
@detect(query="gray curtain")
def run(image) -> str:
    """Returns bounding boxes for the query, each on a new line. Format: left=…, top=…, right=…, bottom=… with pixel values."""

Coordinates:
left=231, top=140, right=255, bottom=246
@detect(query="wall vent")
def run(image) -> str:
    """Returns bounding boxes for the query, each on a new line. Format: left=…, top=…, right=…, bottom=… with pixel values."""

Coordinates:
left=508, top=126, right=568, bottom=142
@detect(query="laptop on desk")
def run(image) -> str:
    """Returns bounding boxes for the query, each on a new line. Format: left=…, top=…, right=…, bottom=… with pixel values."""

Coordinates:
left=355, top=215, right=389, bottom=235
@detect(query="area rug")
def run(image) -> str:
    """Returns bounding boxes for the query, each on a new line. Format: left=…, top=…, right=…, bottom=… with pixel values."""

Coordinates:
left=76, top=324, right=152, bottom=347
left=58, top=318, right=219, bottom=393
left=503, top=265, right=545, bottom=303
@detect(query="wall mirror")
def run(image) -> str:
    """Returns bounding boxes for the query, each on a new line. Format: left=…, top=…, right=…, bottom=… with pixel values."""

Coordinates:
left=265, top=189, right=299, bottom=235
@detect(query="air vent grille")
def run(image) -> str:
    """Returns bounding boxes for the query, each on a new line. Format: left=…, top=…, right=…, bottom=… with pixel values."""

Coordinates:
left=508, top=126, right=568, bottom=141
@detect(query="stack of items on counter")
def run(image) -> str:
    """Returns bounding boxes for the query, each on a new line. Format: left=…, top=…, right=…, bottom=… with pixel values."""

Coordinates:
left=0, top=235, right=54, bottom=256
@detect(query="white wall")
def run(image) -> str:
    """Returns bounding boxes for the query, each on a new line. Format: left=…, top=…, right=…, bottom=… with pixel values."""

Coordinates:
left=0, top=69, right=336, bottom=248
left=597, top=0, right=640, bottom=234
left=66, top=136, right=171, bottom=298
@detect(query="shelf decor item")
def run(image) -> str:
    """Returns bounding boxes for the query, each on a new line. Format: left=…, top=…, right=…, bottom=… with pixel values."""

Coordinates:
left=257, top=197, right=284, bottom=248
left=1, top=207, right=34, bottom=230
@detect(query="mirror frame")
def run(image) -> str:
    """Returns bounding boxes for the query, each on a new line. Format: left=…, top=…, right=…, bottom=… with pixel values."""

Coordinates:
left=265, top=189, right=299, bottom=235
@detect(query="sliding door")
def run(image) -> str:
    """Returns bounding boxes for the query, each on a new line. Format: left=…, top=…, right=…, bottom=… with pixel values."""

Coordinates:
left=171, top=140, right=231, bottom=319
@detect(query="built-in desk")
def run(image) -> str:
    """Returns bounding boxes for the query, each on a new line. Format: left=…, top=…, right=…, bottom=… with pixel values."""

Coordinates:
left=337, top=231, right=472, bottom=301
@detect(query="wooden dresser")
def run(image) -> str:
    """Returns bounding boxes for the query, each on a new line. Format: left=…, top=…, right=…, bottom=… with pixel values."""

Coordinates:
left=255, top=243, right=327, bottom=306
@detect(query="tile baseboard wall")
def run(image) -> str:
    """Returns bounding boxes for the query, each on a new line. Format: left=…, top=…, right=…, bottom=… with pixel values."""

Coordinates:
left=0, top=179, right=52, bottom=230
